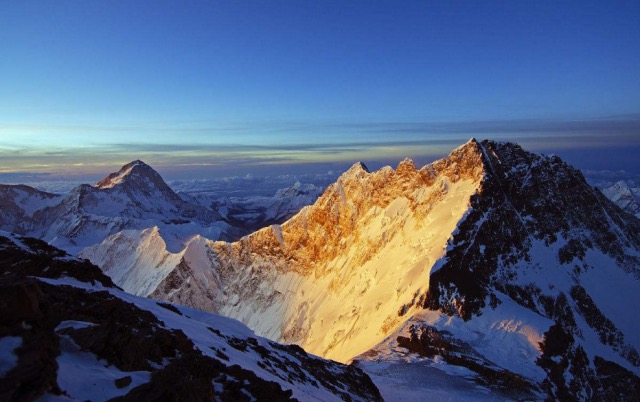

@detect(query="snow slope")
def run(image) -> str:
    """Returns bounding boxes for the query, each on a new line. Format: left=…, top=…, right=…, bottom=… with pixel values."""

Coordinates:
left=0, top=232, right=382, bottom=401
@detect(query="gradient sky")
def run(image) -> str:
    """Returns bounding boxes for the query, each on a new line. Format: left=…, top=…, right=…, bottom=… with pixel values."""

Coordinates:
left=1, top=1, right=639, bottom=180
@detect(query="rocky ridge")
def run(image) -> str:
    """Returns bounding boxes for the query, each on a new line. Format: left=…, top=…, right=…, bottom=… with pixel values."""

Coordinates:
left=0, top=232, right=382, bottom=401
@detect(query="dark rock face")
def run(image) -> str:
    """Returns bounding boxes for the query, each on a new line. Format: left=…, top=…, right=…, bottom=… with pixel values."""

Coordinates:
left=422, top=140, right=640, bottom=318
left=537, top=324, right=640, bottom=401
left=0, top=234, right=383, bottom=402
left=0, top=235, right=115, bottom=288
left=416, top=140, right=640, bottom=400
left=1, top=277, right=298, bottom=402
left=0, top=276, right=61, bottom=401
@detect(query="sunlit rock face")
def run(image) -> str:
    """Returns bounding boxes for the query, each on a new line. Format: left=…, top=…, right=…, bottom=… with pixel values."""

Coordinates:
left=151, top=139, right=485, bottom=362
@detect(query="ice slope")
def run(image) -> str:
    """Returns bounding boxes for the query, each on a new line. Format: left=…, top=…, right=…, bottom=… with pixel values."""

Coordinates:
left=213, top=177, right=477, bottom=362
left=0, top=232, right=382, bottom=402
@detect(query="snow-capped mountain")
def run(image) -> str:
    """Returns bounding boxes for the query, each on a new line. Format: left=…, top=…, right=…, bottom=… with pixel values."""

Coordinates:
left=4, top=140, right=640, bottom=399
left=0, top=232, right=382, bottom=401
left=0, top=160, right=241, bottom=255
left=41, top=160, right=238, bottom=254
left=97, top=139, right=640, bottom=400
left=602, top=180, right=640, bottom=218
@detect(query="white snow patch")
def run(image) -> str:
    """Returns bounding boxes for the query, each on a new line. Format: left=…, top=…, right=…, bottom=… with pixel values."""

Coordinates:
left=360, top=360, right=510, bottom=402
left=55, top=320, right=96, bottom=332
left=0, top=336, right=22, bottom=376
left=0, top=231, right=30, bottom=252
left=55, top=334, right=151, bottom=402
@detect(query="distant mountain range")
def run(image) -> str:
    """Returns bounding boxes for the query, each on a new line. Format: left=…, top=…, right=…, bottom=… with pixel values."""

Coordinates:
left=1, top=139, right=639, bottom=401
left=0, top=160, right=321, bottom=256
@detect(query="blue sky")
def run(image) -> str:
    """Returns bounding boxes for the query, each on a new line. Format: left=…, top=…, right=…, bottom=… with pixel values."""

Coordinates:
left=1, top=1, right=639, bottom=179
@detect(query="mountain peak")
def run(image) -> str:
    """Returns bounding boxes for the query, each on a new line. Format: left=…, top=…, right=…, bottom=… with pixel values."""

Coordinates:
left=395, top=157, right=419, bottom=178
left=397, top=157, right=417, bottom=169
left=95, top=160, right=159, bottom=189
left=612, top=180, right=631, bottom=191
left=350, top=161, right=370, bottom=173
left=339, top=161, right=370, bottom=181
